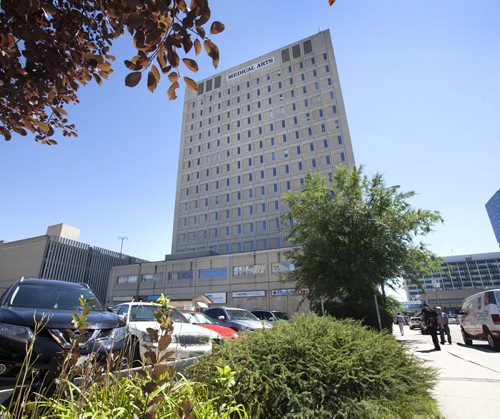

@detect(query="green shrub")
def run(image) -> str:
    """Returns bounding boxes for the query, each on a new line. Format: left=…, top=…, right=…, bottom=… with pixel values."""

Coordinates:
left=187, top=313, right=439, bottom=418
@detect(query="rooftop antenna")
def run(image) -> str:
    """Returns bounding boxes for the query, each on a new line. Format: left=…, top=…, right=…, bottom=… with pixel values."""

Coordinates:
left=118, top=235, right=128, bottom=258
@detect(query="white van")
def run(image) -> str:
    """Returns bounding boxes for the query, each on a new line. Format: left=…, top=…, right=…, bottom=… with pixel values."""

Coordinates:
left=459, top=289, right=500, bottom=351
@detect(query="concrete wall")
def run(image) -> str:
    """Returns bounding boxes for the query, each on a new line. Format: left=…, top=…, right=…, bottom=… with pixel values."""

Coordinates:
left=0, top=236, right=48, bottom=293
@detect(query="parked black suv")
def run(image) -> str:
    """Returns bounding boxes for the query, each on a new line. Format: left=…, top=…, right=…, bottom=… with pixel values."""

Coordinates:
left=0, top=278, right=127, bottom=384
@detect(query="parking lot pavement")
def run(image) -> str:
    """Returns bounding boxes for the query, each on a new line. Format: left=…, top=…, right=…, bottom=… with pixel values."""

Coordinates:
left=394, top=324, right=500, bottom=419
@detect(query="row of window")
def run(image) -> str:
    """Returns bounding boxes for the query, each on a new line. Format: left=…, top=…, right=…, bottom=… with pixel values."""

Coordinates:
left=116, top=262, right=296, bottom=285
left=188, top=90, right=335, bottom=135
left=195, top=47, right=328, bottom=97
left=116, top=273, right=163, bottom=284
left=184, top=131, right=342, bottom=172
left=189, top=103, right=337, bottom=134
left=184, top=139, right=343, bottom=171
left=179, top=218, right=279, bottom=234
left=187, top=115, right=339, bottom=150
left=186, top=133, right=341, bottom=160
left=178, top=170, right=343, bottom=215
left=176, top=237, right=286, bottom=254
left=192, top=76, right=334, bottom=121
left=182, top=155, right=345, bottom=198
left=184, top=136, right=343, bottom=174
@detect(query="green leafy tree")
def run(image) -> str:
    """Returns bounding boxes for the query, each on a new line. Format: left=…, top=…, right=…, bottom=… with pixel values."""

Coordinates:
left=281, top=166, right=443, bottom=329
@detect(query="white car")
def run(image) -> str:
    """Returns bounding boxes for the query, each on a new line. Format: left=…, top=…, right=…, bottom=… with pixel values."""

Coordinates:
left=114, top=302, right=221, bottom=363
left=459, top=289, right=500, bottom=351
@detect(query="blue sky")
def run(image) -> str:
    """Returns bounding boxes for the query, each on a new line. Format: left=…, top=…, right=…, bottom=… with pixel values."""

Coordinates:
left=1, top=0, right=499, bottom=265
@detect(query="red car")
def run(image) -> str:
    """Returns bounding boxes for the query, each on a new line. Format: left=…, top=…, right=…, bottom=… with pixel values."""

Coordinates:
left=181, top=310, right=239, bottom=339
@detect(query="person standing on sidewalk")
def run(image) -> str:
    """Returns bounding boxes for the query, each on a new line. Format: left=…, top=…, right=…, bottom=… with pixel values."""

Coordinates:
left=396, top=312, right=406, bottom=336
left=436, top=306, right=452, bottom=344
left=422, top=304, right=441, bottom=351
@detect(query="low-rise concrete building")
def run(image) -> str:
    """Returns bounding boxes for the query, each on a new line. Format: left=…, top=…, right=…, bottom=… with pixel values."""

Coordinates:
left=0, top=224, right=145, bottom=302
left=107, top=248, right=309, bottom=313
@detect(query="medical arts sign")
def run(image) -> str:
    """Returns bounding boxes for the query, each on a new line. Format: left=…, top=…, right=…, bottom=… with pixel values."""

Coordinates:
left=226, top=57, right=275, bottom=81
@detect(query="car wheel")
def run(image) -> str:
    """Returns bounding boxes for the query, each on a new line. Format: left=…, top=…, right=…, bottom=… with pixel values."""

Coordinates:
left=461, top=327, right=473, bottom=346
left=486, top=329, right=500, bottom=352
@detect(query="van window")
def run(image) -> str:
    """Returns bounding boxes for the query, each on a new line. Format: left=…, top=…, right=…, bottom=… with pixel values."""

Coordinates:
left=485, top=291, right=498, bottom=306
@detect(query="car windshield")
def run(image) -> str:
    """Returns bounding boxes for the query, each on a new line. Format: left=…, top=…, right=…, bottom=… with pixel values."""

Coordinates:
left=129, top=305, right=157, bottom=321
left=8, top=283, right=103, bottom=311
left=494, top=291, right=500, bottom=306
left=273, top=311, right=289, bottom=320
left=184, top=312, right=214, bottom=324
left=129, top=305, right=188, bottom=323
left=226, top=308, right=259, bottom=321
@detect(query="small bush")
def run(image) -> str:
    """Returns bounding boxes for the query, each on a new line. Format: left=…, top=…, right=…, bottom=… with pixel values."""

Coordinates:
left=187, top=313, right=439, bottom=418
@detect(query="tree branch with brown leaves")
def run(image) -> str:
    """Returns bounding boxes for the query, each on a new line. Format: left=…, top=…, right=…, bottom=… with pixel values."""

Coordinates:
left=0, top=0, right=223, bottom=144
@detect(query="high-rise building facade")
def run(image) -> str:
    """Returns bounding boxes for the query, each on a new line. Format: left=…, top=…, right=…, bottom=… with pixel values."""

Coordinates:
left=486, top=189, right=500, bottom=246
left=172, top=30, right=355, bottom=255
left=405, top=252, right=500, bottom=310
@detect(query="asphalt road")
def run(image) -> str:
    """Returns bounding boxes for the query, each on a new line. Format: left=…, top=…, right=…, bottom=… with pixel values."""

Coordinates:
left=394, top=324, right=500, bottom=419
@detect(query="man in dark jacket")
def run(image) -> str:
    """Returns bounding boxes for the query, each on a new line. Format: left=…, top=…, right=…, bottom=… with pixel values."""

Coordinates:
left=422, top=304, right=441, bottom=351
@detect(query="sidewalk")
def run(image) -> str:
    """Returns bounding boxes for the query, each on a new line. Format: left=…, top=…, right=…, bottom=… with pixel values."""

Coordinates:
left=394, top=325, right=500, bottom=419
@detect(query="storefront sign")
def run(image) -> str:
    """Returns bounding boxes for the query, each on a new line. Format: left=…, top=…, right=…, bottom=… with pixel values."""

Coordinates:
left=205, top=292, right=227, bottom=304
left=272, top=288, right=309, bottom=296
left=231, top=290, right=266, bottom=298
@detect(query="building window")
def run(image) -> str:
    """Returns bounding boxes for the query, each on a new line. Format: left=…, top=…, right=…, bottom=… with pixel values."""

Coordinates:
left=199, top=267, right=228, bottom=280
left=303, top=39, right=312, bottom=54
left=117, top=275, right=137, bottom=284
left=281, top=48, right=290, bottom=62
left=176, top=271, right=193, bottom=280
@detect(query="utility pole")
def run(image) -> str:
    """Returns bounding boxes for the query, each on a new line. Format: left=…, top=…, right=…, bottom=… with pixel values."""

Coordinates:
left=118, top=235, right=128, bottom=258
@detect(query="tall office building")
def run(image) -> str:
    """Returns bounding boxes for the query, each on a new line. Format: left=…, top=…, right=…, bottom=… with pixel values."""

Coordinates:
left=172, top=30, right=355, bottom=255
left=486, top=189, right=500, bottom=246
